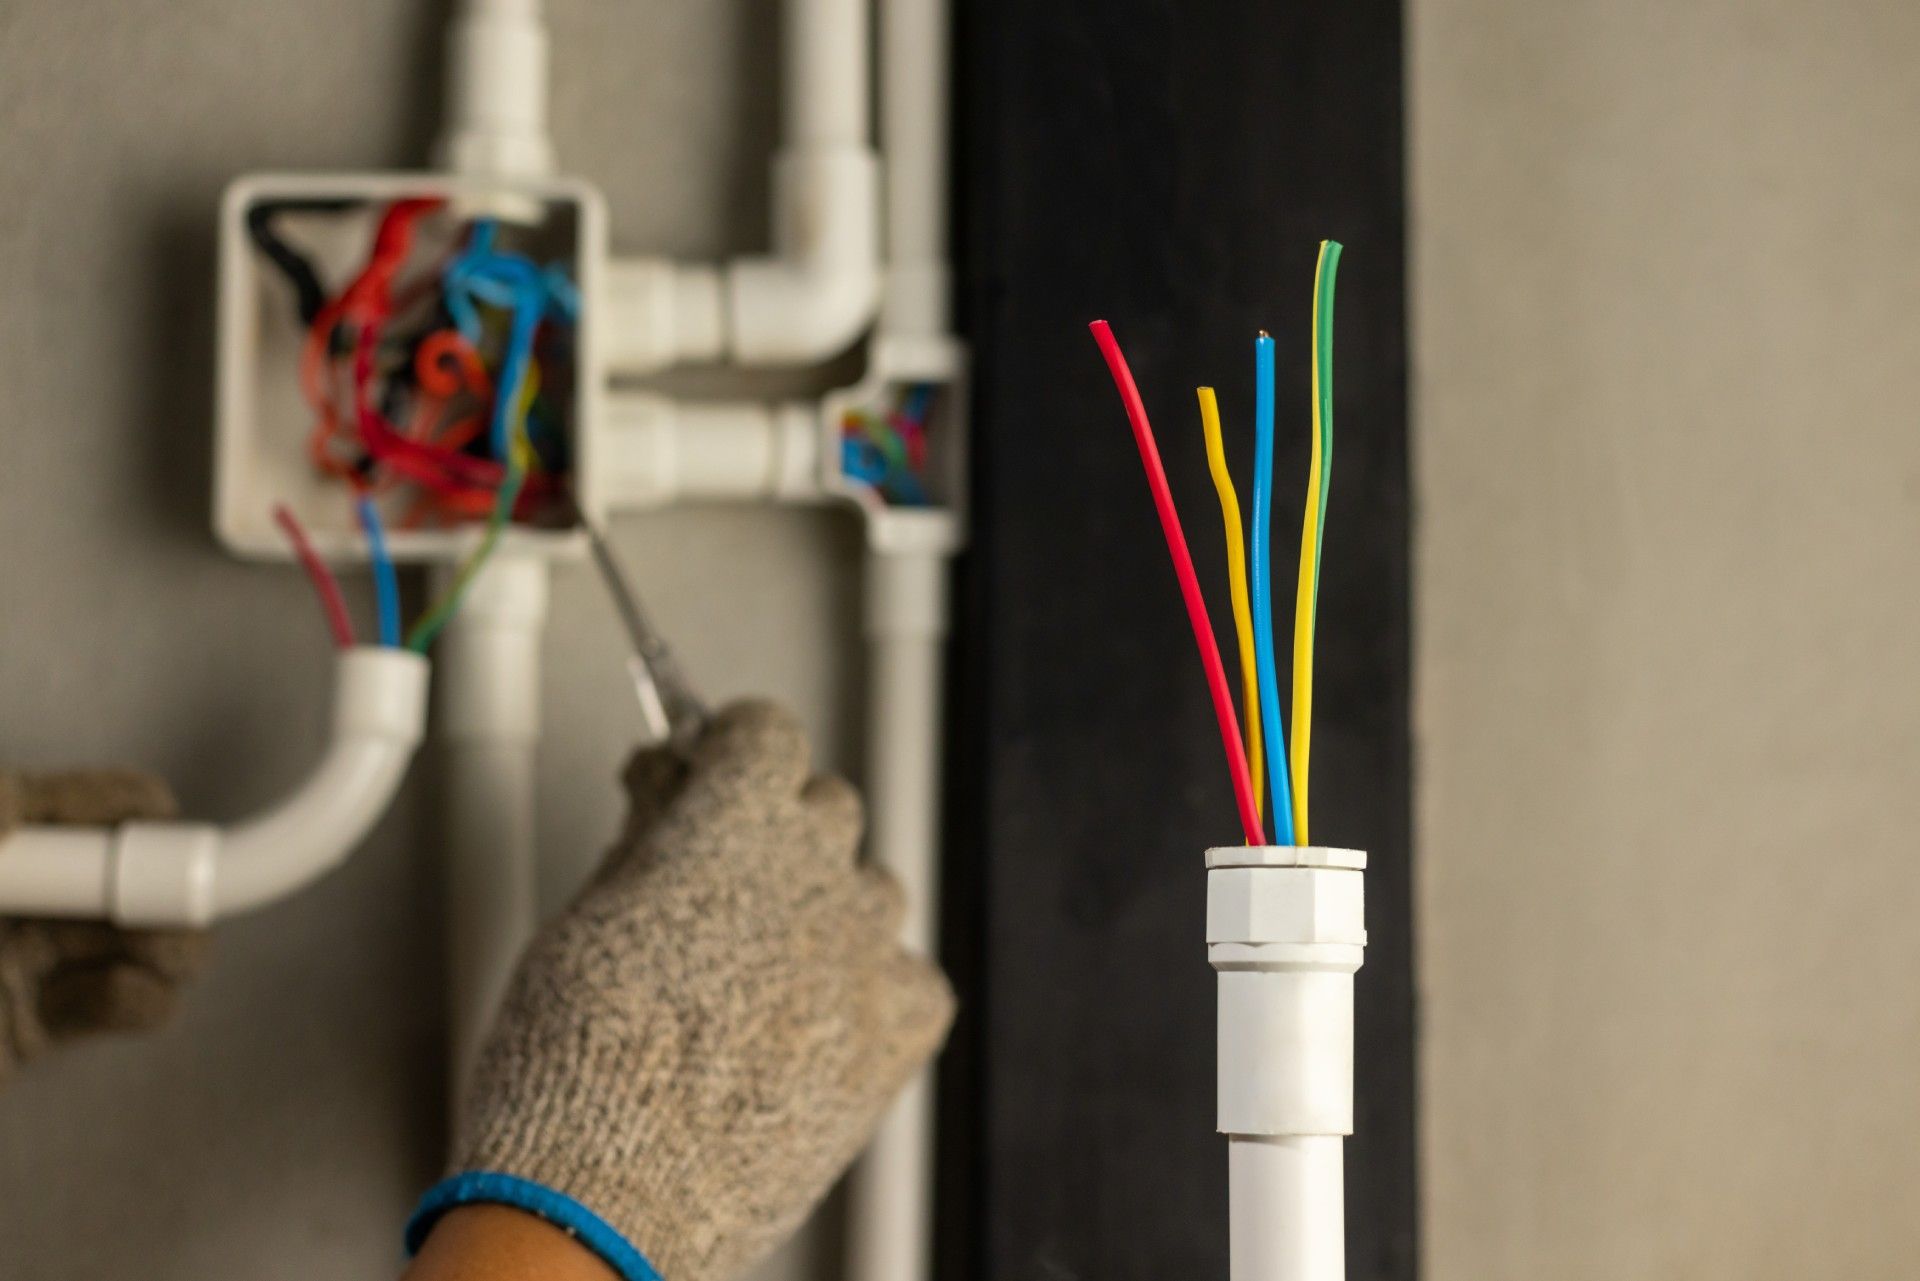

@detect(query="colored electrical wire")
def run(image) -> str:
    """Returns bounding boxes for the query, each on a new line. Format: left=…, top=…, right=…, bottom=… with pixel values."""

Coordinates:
left=356, top=494, right=401, bottom=647
left=247, top=199, right=352, bottom=325
left=1090, top=321, right=1266, bottom=847
left=1290, top=240, right=1343, bottom=844
left=1251, top=333, right=1297, bottom=845
left=404, top=343, right=539, bottom=652
left=441, top=219, right=548, bottom=461
left=1197, top=387, right=1264, bottom=822
left=405, top=455, right=527, bottom=653
left=277, top=199, right=584, bottom=639
left=273, top=504, right=356, bottom=649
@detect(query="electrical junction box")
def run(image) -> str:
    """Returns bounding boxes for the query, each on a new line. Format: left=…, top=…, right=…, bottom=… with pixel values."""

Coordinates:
left=214, top=172, right=607, bottom=562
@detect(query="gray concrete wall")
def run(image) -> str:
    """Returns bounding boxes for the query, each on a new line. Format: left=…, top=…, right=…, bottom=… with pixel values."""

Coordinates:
left=0, top=3, right=838, bottom=1277
left=1412, top=1, right=1920, bottom=1276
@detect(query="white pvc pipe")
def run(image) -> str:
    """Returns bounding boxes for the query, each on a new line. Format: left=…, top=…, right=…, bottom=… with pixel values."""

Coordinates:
left=436, top=0, right=555, bottom=180
left=0, top=648, right=428, bottom=927
left=788, top=0, right=869, bottom=148
left=600, top=258, right=728, bottom=373
left=1208, top=846, right=1367, bottom=1281
left=724, top=144, right=881, bottom=366
left=436, top=553, right=549, bottom=1097
left=844, top=531, right=954, bottom=1281
left=600, top=390, right=822, bottom=508
left=880, top=0, right=952, bottom=336
left=1230, top=1137, right=1347, bottom=1281
left=606, top=0, right=882, bottom=373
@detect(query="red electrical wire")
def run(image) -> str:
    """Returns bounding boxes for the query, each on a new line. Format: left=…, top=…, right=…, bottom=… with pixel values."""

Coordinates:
left=1089, top=320, right=1267, bottom=846
left=272, top=503, right=356, bottom=649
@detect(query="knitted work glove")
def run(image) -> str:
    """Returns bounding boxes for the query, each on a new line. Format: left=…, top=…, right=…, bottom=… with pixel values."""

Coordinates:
left=0, top=769, right=209, bottom=1082
left=411, top=701, right=954, bottom=1281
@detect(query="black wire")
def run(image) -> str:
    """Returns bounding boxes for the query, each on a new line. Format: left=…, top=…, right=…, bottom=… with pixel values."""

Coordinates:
left=246, top=199, right=356, bottom=326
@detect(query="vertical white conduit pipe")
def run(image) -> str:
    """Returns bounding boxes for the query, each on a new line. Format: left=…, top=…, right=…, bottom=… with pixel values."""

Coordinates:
left=846, top=6, right=958, bottom=1280
left=438, top=554, right=550, bottom=1099
left=846, top=531, right=953, bottom=1281
left=879, top=0, right=952, bottom=337
left=437, top=0, right=555, bottom=181
left=726, top=0, right=882, bottom=364
left=434, top=0, right=552, bottom=1105
left=787, top=0, right=869, bottom=148
left=1209, top=846, right=1367, bottom=1281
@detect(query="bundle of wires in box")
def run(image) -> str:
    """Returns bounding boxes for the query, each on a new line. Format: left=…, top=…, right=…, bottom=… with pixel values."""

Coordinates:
left=1091, top=240, right=1343, bottom=848
left=841, top=383, right=938, bottom=506
left=250, top=199, right=578, bottom=654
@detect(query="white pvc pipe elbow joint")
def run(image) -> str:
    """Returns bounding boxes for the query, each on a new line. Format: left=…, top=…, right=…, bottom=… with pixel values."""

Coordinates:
left=0, top=648, right=428, bottom=927
left=727, top=147, right=882, bottom=365
left=1208, top=846, right=1367, bottom=1281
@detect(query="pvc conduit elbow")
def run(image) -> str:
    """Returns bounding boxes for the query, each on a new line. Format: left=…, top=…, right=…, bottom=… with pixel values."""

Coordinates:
left=0, top=648, right=429, bottom=927
left=436, top=0, right=555, bottom=180
left=605, top=151, right=883, bottom=373
left=214, top=647, right=428, bottom=916
left=601, top=0, right=878, bottom=373
left=601, top=390, right=821, bottom=508
left=1208, top=845, right=1367, bottom=1281
left=727, top=148, right=882, bottom=365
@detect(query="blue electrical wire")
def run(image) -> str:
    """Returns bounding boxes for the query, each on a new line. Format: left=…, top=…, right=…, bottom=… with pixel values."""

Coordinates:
left=1250, top=333, right=1296, bottom=844
left=441, top=220, right=497, bottom=341
left=357, top=494, right=401, bottom=648
left=441, top=220, right=550, bottom=460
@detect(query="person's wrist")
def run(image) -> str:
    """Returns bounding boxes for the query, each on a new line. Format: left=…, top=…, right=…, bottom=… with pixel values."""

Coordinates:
left=407, top=1173, right=663, bottom=1281
left=406, top=1204, right=618, bottom=1281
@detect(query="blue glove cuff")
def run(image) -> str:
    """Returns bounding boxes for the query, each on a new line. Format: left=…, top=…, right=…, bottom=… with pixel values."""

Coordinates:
left=406, top=1171, right=664, bottom=1281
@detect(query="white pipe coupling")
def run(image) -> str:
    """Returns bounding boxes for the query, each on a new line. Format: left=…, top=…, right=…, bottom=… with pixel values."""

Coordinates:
left=1208, top=845, right=1367, bottom=1281
left=602, top=391, right=822, bottom=508
left=437, top=0, right=555, bottom=181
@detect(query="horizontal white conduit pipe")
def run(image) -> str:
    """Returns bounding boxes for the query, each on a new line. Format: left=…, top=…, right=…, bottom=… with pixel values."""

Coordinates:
left=604, top=0, right=881, bottom=373
left=0, top=648, right=428, bottom=928
left=600, top=389, right=822, bottom=507
left=1208, top=846, right=1368, bottom=1281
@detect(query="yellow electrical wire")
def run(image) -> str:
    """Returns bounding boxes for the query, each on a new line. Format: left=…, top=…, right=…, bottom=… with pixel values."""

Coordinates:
left=1198, top=386, right=1264, bottom=822
left=1290, top=241, right=1337, bottom=844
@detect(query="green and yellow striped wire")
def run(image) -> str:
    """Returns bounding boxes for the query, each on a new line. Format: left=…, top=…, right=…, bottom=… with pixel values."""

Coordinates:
left=1289, top=239, right=1341, bottom=844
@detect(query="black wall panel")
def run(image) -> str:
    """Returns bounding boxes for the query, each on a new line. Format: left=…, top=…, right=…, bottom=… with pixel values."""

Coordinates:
left=946, top=2, right=1415, bottom=1279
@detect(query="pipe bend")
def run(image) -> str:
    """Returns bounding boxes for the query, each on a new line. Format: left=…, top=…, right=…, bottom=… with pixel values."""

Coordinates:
left=211, top=646, right=430, bottom=920
left=726, top=148, right=882, bottom=366
left=0, top=648, right=428, bottom=927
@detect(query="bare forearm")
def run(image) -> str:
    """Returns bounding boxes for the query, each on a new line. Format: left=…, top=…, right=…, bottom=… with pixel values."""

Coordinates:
left=404, top=1207, right=616, bottom=1281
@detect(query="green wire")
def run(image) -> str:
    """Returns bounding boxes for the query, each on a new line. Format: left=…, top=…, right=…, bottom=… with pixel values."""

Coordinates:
left=856, top=410, right=912, bottom=476
left=406, top=460, right=527, bottom=653
left=1313, top=240, right=1342, bottom=587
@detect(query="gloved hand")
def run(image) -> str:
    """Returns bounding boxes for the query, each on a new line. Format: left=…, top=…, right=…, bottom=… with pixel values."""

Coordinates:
left=410, top=701, right=955, bottom=1281
left=0, top=769, right=209, bottom=1082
